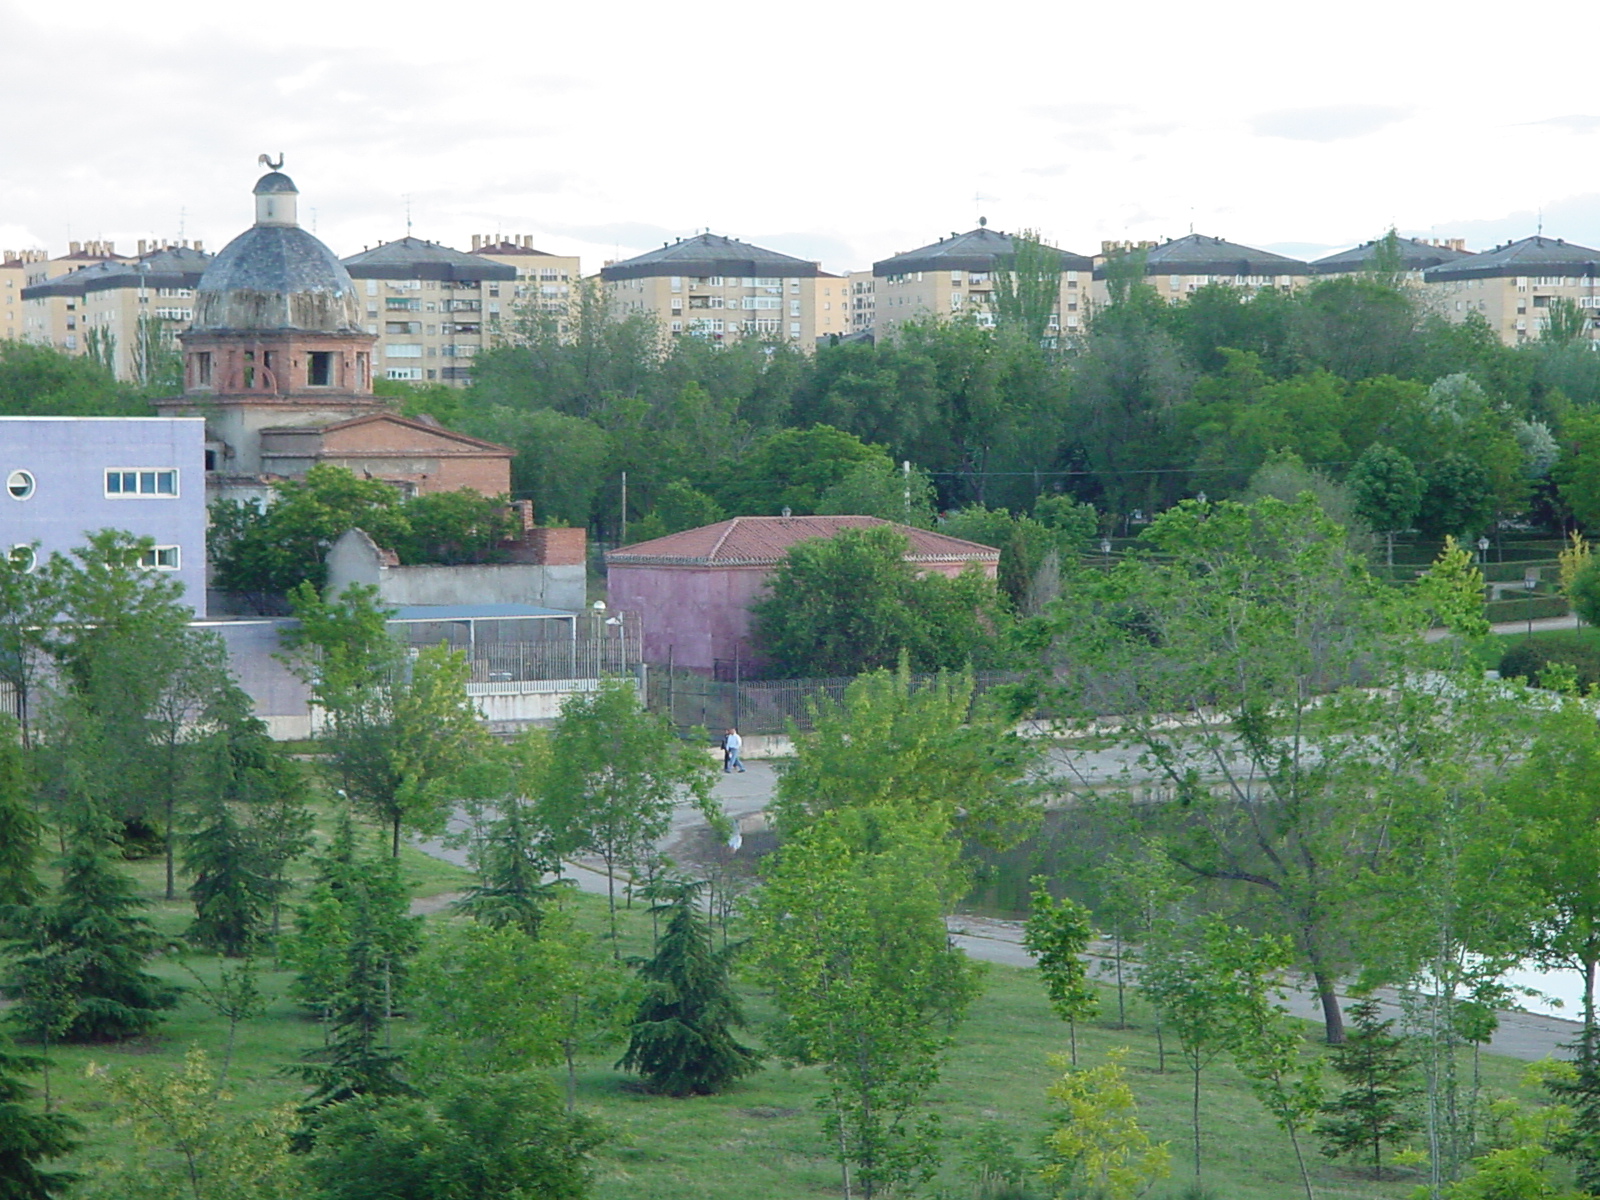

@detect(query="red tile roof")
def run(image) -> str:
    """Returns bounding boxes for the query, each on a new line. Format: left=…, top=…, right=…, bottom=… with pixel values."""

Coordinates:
left=605, top=515, right=999, bottom=568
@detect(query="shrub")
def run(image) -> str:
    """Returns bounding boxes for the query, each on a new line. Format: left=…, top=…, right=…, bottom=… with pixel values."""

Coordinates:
left=1498, top=637, right=1600, bottom=691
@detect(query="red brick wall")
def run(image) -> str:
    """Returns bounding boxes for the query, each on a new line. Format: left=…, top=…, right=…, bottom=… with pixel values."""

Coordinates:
left=526, top=526, right=586, bottom=565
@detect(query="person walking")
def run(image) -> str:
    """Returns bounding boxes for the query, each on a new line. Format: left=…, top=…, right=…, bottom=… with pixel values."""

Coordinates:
left=724, top=727, right=745, bottom=773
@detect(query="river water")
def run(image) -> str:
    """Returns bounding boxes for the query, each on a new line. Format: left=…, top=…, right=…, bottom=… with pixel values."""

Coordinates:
left=960, top=814, right=1587, bottom=1024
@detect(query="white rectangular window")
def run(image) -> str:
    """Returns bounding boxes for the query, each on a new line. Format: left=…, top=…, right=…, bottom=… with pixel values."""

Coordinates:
left=790, top=322, right=801, bottom=336
left=670, top=277, right=682, bottom=292
left=106, top=469, right=178, bottom=498
left=138, top=545, right=180, bottom=570
left=386, top=344, right=424, bottom=358
left=789, top=300, right=801, bottom=316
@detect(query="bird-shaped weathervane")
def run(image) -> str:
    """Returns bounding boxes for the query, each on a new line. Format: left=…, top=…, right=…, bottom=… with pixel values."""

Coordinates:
left=258, top=153, right=285, bottom=171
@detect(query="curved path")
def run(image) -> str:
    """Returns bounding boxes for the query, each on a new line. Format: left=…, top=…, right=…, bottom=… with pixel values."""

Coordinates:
left=414, top=758, right=1583, bottom=1062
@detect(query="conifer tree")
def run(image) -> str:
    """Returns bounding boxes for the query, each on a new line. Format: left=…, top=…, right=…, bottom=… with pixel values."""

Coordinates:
left=0, top=1034, right=80, bottom=1199
left=289, top=843, right=421, bottom=1143
left=184, top=795, right=277, bottom=958
left=618, top=880, right=760, bottom=1096
left=1548, top=1024, right=1600, bottom=1192
left=0, top=720, right=40, bottom=908
left=1316, top=998, right=1421, bottom=1179
left=3, top=827, right=178, bottom=1042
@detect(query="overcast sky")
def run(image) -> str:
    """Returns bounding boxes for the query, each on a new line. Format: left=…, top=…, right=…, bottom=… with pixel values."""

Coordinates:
left=4, top=0, right=1599, bottom=275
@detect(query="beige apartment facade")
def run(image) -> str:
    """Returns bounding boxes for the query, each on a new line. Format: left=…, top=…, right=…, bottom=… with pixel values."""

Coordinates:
left=0, top=250, right=44, bottom=342
left=1423, top=235, right=1600, bottom=345
left=341, top=237, right=516, bottom=386
left=601, top=233, right=821, bottom=347
left=871, top=226, right=1095, bottom=340
left=1092, top=233, right=1310, bottom=307
left=469, top=236, right=580, bottom=337
left=19, top=243, right=209, bottom=380
left=20, top=241, right=128, bottom=354
left=813, top=271, right=851, bottom=340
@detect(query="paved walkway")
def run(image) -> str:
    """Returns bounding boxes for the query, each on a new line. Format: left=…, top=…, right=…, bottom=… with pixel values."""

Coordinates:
left=413, top=741, right=1585, bottom=1063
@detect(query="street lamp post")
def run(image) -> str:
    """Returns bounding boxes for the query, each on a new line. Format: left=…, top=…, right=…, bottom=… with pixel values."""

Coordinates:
left=1525, top=575, right=1538, bottom=640
left=1100, top=537, right=1112, bottom=567
left=1476, top=536, right=1490, bottom=565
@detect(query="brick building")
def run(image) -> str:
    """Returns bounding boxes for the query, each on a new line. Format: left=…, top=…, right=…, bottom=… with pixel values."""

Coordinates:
left=154, top=164, right=510, bottom=502
left=605, top=515, right=999, bottom=674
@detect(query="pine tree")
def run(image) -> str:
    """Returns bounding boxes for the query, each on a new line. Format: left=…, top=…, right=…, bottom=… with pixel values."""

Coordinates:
left=3, top=828, right=178, bottom=1042
left=1548, top=1023, right=1600, bottom=1191
left=0, top=1035, right=80, bottom=1199
left=454, top=798, right=563, bottom=938
left=618, top=881, right=760, bottom=1096
left=1316, top=998, right=1421, bottom=1179
left=0, top=722, right=41, bottom=907
left=290, top=849, right=421, bottom=1145
left=185, top=798, right=274, bottom=958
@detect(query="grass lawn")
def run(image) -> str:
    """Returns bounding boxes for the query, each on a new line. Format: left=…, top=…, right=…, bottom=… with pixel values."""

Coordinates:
left=28, top=841, right=1559, bottom=1200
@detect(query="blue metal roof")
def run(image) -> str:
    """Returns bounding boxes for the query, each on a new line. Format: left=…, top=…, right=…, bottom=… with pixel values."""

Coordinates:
left=387, top=604, right=574, bottom=621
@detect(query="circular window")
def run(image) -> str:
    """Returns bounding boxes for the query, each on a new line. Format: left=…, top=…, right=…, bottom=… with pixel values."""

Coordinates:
left=6, top=470, right=34, bottom=500
left=8, top=545, right=35, bottom=572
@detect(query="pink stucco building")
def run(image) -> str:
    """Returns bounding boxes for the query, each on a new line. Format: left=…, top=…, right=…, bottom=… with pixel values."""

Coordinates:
left=604, top=515, right=1000, bottom=675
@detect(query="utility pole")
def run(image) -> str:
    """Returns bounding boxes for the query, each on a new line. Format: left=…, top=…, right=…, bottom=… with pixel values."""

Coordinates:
left=620, top=471, right=628, bottom=544
left=903, top=460, right=911, bottom=520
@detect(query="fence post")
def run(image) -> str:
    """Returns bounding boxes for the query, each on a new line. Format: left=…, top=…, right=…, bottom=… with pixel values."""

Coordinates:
left=733, top=643, right=741, bottom=729
left=667, top=645, right=675, bottom=730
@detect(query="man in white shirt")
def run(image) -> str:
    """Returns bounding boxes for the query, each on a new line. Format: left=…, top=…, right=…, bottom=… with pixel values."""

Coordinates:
left=723, top=727, right=745, bottom=773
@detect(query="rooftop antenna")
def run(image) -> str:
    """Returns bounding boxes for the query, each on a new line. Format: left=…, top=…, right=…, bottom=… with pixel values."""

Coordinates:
left=311, top=207, right=318, bottom=233
left=404, top=195, right=413, bottom=236
left=1538, top=206, right=1544, bottom=237
left=177, top=206, right=186, bottom=238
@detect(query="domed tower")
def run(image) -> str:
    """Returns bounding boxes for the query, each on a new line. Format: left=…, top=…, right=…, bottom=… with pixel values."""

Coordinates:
left=159, top=161, right=387, bottom=486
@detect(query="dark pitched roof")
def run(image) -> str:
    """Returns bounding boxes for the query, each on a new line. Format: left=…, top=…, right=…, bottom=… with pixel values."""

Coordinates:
left=21, top=246, right=212, bottom=299
left=606, top=515, right=999, bottom=568
left=1310, top=236, right=1474, bottom=275
left=600, top=234, right=819, bottom=282
left=873, top=227, right=1093, bottom=277
left=1423, top=235, right=1600, bottom=282
left=1094, top=233, right=1310, bottom=279
left=192, top=225, right=362, bottom=333
left=471, top=240, right=559, bottom=257
left=342, top=236, right=515, bottom=282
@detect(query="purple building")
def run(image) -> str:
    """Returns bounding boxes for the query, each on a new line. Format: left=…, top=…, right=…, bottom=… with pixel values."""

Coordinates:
left=0, top=417, right=209, bottom=613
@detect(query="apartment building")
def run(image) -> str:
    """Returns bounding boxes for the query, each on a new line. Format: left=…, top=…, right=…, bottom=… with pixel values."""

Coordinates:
left=871, top=225, right=1095, bottom=339
left=468, top=236, right=580, bottom=336
left=1093, top=233, right=1311, bottom=306
left=1310, top=235, right=1472, bottom=282
left=600, top=233, right=821, bottom=346
left=20, top=241, right=127, bottom=353
left=21, top=244, right=211, bottom=381
left=1423, top=235, right=1600, bottom=345
left=0, top=251, right=43, bottom=342
left=341, top=237, right=516, bottom=385
left=846, top=269, right=875, bottom=334
left=0, top=416, right=209, bottom=612
left=813, top=271, right=852, bottom=341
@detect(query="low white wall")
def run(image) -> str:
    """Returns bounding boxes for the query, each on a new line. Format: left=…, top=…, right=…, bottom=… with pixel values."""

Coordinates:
left=380, top=563, right=587, bottom=612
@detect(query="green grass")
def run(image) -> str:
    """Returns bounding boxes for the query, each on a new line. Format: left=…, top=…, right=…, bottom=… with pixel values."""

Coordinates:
left=28, top=855, right=1556, bottom=1200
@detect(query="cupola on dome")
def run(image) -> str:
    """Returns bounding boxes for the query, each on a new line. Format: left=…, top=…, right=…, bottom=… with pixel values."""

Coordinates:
left=191, top=163, right=363, bottom=334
